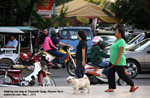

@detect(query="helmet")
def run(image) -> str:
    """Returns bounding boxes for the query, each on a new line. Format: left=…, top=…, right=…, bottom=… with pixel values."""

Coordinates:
left=51, top=30, right=57, bottom=37
left=42, top=29, right=48, bottom=35
left=92, top=36, right=103, bottom=45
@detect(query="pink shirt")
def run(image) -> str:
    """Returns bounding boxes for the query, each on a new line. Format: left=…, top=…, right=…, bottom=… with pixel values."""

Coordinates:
left=42, top=37, right=57, bottom=51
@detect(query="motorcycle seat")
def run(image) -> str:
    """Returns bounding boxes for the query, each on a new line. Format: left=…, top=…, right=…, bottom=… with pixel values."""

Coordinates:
left=0, top=64, right=26, bottom=69
left=89, top=63, right=104, bottom=69
left=12, top=65, right=26, bottom=69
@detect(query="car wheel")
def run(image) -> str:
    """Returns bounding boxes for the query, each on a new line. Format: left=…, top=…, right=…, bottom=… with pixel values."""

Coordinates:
left=126, top=60, right=139, bottom=78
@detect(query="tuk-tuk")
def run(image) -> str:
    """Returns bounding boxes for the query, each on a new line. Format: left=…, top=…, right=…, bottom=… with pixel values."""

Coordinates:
left=0, top=27, right=24, bottom=65
left=4, top=26, right=39, bottom=65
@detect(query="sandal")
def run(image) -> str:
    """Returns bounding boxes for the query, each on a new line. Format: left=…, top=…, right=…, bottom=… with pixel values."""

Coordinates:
left=105, top=89, right=114, bottom=92
left=129, top=87, right=139, bottom=92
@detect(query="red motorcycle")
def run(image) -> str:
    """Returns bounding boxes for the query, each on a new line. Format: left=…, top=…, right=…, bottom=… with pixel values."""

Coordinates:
left=0, top=51, right=55, bottom=87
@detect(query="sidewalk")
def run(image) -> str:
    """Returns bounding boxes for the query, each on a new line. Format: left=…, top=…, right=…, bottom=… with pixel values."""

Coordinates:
left=0, top=85, right=149, bottom=98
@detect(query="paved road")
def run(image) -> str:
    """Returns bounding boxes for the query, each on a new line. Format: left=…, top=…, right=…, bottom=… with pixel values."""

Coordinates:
left=0, top=86, right=149, bottom=98
left=1, top=68, right=149, bottom=86
left=50, top=69, right=150, bottom=86
left=0, top=68, right=150, bottom=98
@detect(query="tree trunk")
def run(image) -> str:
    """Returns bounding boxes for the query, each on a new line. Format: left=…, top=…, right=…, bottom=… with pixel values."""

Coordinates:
left=15, top=0, right=35, bottom=26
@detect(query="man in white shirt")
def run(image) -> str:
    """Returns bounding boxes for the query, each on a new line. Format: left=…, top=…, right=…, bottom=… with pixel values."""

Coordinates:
left=4, top=35, right=18, bottom=48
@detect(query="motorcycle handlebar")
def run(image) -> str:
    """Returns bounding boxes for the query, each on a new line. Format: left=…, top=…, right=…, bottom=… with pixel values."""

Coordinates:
left=58, top=45, right=73, bottom=51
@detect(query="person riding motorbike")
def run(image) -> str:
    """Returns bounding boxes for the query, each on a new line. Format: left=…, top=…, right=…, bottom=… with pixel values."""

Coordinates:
left=50, top=30, right=70, bottom=68
left=90, top=36, right=110, bottom=76
left=40, top=29, right=58, bottom=64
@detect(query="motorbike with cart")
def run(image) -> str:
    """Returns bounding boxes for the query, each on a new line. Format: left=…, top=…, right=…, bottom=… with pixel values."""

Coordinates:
left=0, top=27, right=23, bottom=65
left=0, top=27, right=55, bottom=86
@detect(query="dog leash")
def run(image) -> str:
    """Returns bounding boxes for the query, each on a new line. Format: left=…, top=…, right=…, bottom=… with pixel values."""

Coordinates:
left=103, top=65, right=116, bottom=72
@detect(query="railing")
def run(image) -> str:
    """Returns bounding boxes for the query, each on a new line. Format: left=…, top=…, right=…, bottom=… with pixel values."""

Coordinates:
left=0, top=48, right=16, bottom=56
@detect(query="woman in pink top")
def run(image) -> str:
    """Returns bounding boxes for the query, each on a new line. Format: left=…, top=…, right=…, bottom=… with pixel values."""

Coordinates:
left=40, top=29, right=67, bottom=67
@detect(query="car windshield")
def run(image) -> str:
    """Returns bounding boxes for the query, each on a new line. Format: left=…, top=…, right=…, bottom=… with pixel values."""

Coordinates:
left=126, top=35, right=135, bottom=43
left=127, top=33, right=143, bottom=45
left=97, top=32, right=115, bottom=36
left=129, top=39, right=150, bottom=51
left=60, top=29, right=92, bottom=40
left=101, top=36, right=116, bottom=43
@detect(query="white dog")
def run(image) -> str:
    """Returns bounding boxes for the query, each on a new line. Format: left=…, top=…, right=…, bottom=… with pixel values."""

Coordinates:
left=66, top=75, right=90, bottom=94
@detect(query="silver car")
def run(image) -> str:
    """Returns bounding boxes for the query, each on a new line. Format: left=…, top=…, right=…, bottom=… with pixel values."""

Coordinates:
left=125, top=38, right=150, bottom=78
left=126, top=33, right=145, bottom=49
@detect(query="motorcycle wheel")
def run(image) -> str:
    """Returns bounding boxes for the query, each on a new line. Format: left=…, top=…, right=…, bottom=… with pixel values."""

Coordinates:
left=86, top=74, right=99, bottom=84
left=117, top=79, right=128, bottom=86
left=42, top=75, right=56, bottom=87
left=66, top=58, right=76, bottom=76
left=0, top=74, right=13, bottom=84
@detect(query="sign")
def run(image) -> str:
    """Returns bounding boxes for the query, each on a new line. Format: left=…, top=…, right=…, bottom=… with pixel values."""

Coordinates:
left=38, top=0, right=54, bottom=19
left=38, top=10, right=52, bottom=19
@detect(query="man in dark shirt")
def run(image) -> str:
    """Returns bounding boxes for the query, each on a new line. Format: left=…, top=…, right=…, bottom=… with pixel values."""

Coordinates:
left=51, top=30, right=69, bottom=47
left=50, top=30, right=70, bottom=68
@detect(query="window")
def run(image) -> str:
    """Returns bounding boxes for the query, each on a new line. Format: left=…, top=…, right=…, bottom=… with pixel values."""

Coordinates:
left=129, top=40, right=150, bottom=51
left=60, top=29, right=92, bottom=40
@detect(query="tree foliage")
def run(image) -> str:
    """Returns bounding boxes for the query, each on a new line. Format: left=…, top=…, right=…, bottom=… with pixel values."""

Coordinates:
left=30, top=0, right=75, bottom=29
left=1, top=0, right=149, bottom=29
left=0, top=0, right=46, bottom=26
left=109, top=0, right=150, bottom=29
left=0, top=0, right=74, bottom=29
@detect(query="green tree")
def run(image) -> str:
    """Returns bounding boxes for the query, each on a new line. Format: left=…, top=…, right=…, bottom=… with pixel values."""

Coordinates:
left=0, top=0, right=31, bottom=25
left=0, top=0, right=74, bottom=28
left=0, top=0, right=48, bottom=26
left=109, top=0, right=150, bottom=29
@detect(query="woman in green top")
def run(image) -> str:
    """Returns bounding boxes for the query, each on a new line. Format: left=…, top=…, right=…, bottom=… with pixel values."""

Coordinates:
left=105, top=25, right=138, bottom=92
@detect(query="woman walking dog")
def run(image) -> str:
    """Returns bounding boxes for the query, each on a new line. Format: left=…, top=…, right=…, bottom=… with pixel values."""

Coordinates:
left=75, top=30, right=87, bottom=78
left=105, top=25, right=139, bottom=92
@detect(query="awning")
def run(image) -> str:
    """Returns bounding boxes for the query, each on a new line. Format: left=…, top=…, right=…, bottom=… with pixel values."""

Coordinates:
left=0, top=27, right=24, bottom=34
left=56, top=0, right=115, bottom=18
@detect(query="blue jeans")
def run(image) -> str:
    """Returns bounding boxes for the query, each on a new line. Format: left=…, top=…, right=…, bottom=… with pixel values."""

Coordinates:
left=46, top=49, right=67, bottom=64
left=99, top=62, right=109, bottom=76
left=75, top=59, right=85, bottom=78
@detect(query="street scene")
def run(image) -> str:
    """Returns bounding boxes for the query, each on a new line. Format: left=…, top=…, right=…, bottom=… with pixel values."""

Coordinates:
left=0, top=0, right=150, bottom=98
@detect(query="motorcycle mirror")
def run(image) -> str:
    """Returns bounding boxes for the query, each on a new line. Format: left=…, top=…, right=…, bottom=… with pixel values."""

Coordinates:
left=69, top=45, right=74, bottom=50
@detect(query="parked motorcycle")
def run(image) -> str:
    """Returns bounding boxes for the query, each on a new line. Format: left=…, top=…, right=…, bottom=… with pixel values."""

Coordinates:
left=0, top=51, right=55, bottom=87
left=85, top=63, right=127, bottom=85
